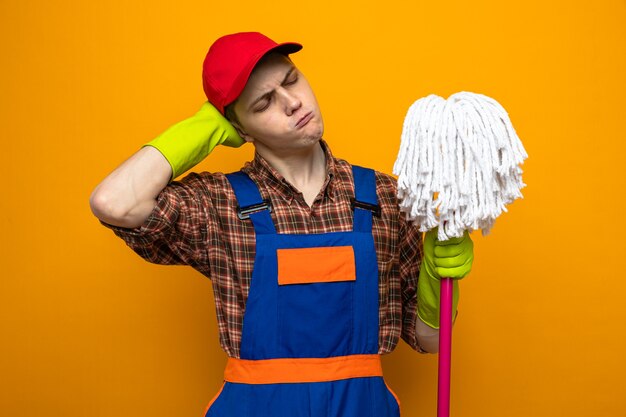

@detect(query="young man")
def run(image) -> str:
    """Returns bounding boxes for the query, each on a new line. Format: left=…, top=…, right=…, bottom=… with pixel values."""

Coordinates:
left=90, top=32, right=473, bottom=417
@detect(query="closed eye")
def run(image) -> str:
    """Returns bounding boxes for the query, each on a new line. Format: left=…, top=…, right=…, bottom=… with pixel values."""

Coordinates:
left=284, top=75, right=298, bottom=85
left=255, top=97, right=272, bottom=112
left=249, top=66, right=299, bottom=112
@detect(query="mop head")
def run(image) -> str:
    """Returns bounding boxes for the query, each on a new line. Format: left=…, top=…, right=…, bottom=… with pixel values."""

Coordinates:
left=393, top=91, right=528, bottom=241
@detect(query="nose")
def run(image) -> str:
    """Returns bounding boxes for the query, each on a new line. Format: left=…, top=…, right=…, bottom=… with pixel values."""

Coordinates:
left=278, top=87, right=302, bottom=115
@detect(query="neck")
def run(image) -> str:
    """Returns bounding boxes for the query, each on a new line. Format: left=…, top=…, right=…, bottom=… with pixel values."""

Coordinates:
left=254, top=140, right=327, bottom=191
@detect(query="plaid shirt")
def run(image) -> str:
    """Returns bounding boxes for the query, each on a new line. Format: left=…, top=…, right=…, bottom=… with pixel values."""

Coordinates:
left=101, top=139, right=425, bottom=357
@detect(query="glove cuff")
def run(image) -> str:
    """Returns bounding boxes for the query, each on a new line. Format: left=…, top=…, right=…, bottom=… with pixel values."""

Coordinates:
left=144, top=103, right=244, bottom=181
left=417, top=269, right=460, bottom=329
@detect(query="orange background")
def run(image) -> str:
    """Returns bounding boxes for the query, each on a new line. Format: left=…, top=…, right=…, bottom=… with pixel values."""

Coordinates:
left=1, top=1, right=625, bottom=416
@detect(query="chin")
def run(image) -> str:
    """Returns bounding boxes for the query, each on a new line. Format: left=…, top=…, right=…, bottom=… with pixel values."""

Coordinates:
left=305, top=133, right=323, bottom=144
left=309, top=120, right=324, bottom=141
left=300, top=136, right=321, bottom=147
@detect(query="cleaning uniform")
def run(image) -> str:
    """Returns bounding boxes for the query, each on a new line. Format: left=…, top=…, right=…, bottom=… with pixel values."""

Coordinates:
left=204, top=166, right=400, bottom=417
left=101, top=140, right=427, bottom=415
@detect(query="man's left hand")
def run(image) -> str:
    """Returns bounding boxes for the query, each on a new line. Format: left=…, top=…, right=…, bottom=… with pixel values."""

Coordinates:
left=423, top=228, right=474, bottom=280
left=417, top=228, right=474, bottom=329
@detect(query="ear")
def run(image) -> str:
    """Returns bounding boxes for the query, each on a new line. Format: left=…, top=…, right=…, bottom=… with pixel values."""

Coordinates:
left=231, top=120, right=255, bottom=143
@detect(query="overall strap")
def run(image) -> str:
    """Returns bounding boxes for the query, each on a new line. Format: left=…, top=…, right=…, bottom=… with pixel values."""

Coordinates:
left=225, top=171, right=276, bottom=235
left=351, top=165, right=380, bottom=233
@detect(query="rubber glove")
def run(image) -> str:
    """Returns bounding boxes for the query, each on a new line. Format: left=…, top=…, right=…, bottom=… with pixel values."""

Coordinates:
left=144, top=101, right=245, bottom=181
left=417, top=228, right=474, bottom=329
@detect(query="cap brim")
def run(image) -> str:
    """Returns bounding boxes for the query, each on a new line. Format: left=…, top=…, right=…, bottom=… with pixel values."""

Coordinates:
left=273, top=42, right=303, bottom=56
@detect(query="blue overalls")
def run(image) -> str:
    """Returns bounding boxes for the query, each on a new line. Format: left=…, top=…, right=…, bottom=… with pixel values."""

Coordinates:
left=204, top=166, right=401, bottom=417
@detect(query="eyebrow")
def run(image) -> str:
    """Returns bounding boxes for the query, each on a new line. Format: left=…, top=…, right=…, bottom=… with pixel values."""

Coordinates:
left=247, top=66, right=297, bottom=111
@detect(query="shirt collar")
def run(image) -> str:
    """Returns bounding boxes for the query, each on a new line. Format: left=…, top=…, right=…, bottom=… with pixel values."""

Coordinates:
left=242, top=139, right=337, bottom=205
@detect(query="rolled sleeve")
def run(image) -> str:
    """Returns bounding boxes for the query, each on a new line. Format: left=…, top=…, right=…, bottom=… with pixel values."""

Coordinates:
left=99, top=172, right=211, bottom=270
left=398, top=215, right=427, bottom=353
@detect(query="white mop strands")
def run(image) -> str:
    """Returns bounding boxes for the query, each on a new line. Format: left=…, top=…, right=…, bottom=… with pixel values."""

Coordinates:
left=393, top=91, right=528, bottom=241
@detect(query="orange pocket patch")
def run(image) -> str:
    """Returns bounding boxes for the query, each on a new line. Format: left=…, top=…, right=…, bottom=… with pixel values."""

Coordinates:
left=277, top=246, right=356, bottom=285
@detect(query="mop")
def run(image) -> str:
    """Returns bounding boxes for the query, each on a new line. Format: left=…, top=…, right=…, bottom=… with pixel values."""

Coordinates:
left=392, top=91, right=528, bottom=417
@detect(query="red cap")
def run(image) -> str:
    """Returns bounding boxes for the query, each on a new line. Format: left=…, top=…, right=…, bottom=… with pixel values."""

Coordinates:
left=202, top=32, right=303, bottom=114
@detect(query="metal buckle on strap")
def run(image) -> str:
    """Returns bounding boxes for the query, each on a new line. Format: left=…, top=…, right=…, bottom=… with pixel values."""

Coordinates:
left=237, top=200, right=272, bottom=220
left=350, top=198, right=381, bottom=218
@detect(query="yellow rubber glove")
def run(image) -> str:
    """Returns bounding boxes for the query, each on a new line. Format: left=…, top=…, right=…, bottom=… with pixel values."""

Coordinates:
left=417, top=228, right=474, bottom=329
left=144, top=101, right=244, bottom=181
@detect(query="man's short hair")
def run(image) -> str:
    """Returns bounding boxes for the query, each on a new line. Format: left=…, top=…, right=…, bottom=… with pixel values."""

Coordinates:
left=224, top=99, right=240, bottom=125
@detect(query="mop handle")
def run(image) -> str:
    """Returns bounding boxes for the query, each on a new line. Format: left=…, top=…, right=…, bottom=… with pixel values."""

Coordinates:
left=437, top=277, right=454, bottom=417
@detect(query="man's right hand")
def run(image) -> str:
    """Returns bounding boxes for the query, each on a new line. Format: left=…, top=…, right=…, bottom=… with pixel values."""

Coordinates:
left=90, top=102, right=244, bottom=229
left=145, top=101, right=245, bottom=182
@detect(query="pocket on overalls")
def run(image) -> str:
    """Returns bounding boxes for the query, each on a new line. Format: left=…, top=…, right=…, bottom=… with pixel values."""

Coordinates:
left=384, top=380, right=402, bottom=416
left=204, top=381, right=243, bottom=417
left=277, top=246, right=356, bottom=285
left=203, top=381, right=224, bottom=416
left=366, top=377, right=401, bottom=417
left=276, top=246, right=356, bottom=357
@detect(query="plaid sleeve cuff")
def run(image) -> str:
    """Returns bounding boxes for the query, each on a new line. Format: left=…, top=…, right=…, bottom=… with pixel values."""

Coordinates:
left=97, top=185, right=189, bottom=265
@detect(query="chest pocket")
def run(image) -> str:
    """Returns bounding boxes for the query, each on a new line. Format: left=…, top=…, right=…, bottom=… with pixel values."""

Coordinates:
left=277, top=246, right=356, bottom=285
left=276, top=243, right=356, bottom=358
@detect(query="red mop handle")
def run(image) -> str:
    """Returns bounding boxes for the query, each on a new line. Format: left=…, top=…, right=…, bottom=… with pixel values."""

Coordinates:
left=437, top=277, right=454, bottom=417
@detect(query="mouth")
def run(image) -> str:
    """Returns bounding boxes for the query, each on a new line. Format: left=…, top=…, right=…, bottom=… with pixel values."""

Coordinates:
left=295, top=111, right=313, bottom=129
